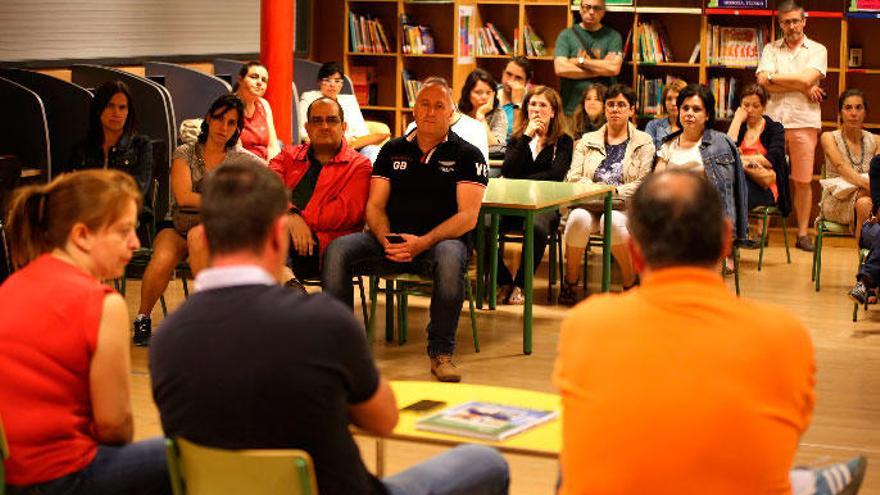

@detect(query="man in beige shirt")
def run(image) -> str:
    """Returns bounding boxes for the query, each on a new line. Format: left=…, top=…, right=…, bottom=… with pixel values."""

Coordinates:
left=757, top=0, right=827, bottom=252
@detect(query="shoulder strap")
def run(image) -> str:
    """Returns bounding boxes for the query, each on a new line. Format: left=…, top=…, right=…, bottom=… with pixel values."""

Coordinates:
left=571, top=25, right=592, bottom=53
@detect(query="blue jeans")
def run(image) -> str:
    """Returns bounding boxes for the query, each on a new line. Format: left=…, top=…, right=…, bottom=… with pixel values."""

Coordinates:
left=383, top=444, right=509, bottom=495
left=7, top=437, right=170, bottom=495
left=858, top=221, right=880, bottom=286
left=322, top=232, right=468, bottom=356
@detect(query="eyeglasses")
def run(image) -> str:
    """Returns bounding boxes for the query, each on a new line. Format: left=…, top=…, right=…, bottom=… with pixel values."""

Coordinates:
left=605, top=101, right=630, bottom=109
left=308, top=116, right=342, bottom=125
left=780, top=18, right=804, bottom=26
left=580, top=4, right=605, bottom=12
left=320, top=78, right=345, bottom=85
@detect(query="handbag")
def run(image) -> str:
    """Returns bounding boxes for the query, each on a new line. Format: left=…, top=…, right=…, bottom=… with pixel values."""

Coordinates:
left=577, top=196, right=626, bottom=213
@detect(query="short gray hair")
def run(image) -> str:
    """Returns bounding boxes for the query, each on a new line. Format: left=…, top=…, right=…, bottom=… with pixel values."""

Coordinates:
left=417, top=76, right=455, bottom=106
left=777, top=0, right=804, bottom=17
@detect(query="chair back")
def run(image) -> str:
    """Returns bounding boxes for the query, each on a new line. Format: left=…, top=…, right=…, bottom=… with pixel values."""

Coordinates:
left=165, top=438, right=319, bottom=495
left=144, top=62, right=232, bottom=124
left=293, top=59, right=354, bottom=95
left=0, top=77, right=50, bottom=180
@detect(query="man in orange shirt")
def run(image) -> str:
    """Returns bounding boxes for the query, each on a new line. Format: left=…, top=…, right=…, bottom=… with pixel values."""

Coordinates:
left=554, top=170, right=865, bottom=495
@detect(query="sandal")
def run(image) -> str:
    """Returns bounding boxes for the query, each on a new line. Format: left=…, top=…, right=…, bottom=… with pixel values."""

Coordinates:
left=558, top=280, right=580, bottom=306
left=496, top=284, right=514, bottom=305
left=508, top=286, right=525, bottom=305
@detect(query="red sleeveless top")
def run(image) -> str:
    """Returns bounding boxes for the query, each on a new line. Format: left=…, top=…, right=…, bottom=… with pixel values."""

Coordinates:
left=240, top=99, right=270, bottom=160
left=0, top=254, right=112, bottom=485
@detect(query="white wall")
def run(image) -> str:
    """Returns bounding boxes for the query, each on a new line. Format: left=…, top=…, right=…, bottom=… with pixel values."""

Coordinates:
left=0, top=0, right=261, bottom=62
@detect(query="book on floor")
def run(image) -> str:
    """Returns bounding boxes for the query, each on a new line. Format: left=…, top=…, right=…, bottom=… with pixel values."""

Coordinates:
left=414, top=401, right=557, bottom=441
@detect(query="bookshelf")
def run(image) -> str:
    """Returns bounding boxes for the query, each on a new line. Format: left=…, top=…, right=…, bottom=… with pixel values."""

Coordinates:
left=340, top=0, right=880, bottom=134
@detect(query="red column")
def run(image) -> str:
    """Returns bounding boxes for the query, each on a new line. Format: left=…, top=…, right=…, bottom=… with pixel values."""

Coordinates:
left=261, top=0, right=294, bottom=143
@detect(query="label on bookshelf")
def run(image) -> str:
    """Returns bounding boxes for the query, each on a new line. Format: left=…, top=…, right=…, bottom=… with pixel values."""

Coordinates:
left=708, top=0, right=767, bottom=7
left=851, top=0, right=880, bottom=11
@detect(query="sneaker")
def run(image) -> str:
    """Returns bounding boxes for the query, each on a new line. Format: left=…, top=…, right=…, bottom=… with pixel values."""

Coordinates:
left=283, top=278, right=308, bottom=294
left=430, top=354, right=461, bottom=382
left=813, top=455, right=867, bottom=495
left=558, top=280, right=580, bottom=306
left=796, top=235, right=815, bottom=252
left=133, top=315, right=152, bottom=347
left=849, top=281, right=869, bottom=305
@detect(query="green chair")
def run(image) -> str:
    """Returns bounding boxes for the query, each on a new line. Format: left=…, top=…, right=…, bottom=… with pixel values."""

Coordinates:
left=300, top=276, right=370, bottom=329
left=497, top=227, right=564, bottom=303
left=368, top=272, right=480, bottom=352
left=749, top=205, right=791, bottom=271
left=1, top=414, right=8, bottom=495
left=811, top=217, right=853, bottom=292
left=853, top=247, right=871, bottom=322
left=165, top=438, right=318, bottom=495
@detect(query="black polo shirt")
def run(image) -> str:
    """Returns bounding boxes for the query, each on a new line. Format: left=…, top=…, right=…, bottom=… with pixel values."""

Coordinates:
left=373, top=130, right=488, bottom=236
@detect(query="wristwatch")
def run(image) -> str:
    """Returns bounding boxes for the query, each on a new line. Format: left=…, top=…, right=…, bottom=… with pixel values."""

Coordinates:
left=578, top=56, right=585, bottom=65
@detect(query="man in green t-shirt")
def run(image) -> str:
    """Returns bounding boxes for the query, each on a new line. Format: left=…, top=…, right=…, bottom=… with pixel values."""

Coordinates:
left=553, top=0, right=623, bottom=115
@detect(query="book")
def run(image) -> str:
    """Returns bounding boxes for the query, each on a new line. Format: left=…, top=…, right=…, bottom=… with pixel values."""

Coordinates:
left=414, top=401, right=558, bottom=441
left=706, top=25, right=768, bottom=66
left=688, top=42, right=701, bottom=64
left=349, top=13, right=392, bottom=53
left=636, top=20, right=673, bottom=63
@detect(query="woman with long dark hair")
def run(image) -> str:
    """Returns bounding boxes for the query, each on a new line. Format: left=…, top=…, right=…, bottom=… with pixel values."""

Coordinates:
left=68, top=80, right=152, bottom=197
left=458, top=68, right=508, bottom=156
left=0, top=170, right=170, bottom=495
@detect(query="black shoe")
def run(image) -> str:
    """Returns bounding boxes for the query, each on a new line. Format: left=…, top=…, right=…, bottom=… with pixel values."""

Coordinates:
left=739, top=238, right=761, bottom=250
left=849, top=281, right=869, bottom=305
left=133, top=316, right=152, bottom=347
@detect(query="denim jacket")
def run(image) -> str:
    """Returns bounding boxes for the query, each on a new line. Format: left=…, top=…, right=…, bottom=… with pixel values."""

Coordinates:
left=658, top=129, right=748, bottom=240
left=699, top=129, right=749, bottom=240
left=67, top=133, right=153, bottom=198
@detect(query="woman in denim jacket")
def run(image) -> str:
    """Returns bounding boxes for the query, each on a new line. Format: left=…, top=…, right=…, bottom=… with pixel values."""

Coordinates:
left=559, top=84, right=655, bottom=305
left=656, top=84, right=749, bottom=260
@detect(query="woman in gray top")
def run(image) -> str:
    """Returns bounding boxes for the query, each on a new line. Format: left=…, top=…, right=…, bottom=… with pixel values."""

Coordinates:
left=134, top=94, right=264, bottom=346
left=459, top=69, right=509, bottom=157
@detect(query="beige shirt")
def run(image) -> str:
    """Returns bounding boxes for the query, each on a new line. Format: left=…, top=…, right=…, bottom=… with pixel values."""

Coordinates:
left=756, top=36, right=827, bottom=129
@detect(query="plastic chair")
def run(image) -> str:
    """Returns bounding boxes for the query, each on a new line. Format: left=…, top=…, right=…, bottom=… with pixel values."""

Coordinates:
left=749, top=205, right=791, bottom=271
left=300, top=276, right=370, bottom=330
left=165, top=438, right=318, bottom=495
left=811, top=217, right=852, bottom=292
left=368, top=272, right=479, bottom=352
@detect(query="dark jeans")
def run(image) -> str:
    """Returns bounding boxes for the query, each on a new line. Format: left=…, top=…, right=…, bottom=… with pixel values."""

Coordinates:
left=287, top=236, right=321, bottom=280
left=7, top=437, right=170, bottom=495
left=858, top=221, right=880, bottom=287
left=322, top=232, right=468, bottom=356
left=496, top=211, right=560, bottom=288
left=746, top=176, right=776, bottom=211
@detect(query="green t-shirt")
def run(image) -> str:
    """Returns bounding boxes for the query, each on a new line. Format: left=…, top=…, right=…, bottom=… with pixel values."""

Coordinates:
left=553, top=24, right=623, bottom=115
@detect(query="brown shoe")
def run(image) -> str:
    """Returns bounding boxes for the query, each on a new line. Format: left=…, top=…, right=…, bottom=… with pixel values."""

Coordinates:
left=796, top=235, right=815, bottom=252
left=430, top=354, right=461, bottom=382
left=558, top=280, right=580, bottom=306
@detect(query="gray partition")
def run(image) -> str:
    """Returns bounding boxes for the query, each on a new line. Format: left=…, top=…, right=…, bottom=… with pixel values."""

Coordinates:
left=145, top=62, right=231, bottom=124
left=0, top=69, right=92, bottom=176
left=294, top=59, right=354, bottom=95
left=291, top=82, right=300, bottom=145
left=70, top=65, right=175, bottom=173
left=0, top=77, right=50, bottom=179
left=213, top=58, right=245, bottom=86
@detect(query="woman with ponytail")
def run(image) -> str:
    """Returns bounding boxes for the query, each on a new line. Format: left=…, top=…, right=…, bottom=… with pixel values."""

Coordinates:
left=0, top=169, right=171, bottom=495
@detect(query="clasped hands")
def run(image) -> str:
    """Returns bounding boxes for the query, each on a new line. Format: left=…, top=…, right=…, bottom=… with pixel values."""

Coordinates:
left=383, top=233, right=428, bottom=263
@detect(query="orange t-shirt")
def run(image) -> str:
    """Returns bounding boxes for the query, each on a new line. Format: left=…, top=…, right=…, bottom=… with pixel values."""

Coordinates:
left=553, top=267, right=815, bottom=495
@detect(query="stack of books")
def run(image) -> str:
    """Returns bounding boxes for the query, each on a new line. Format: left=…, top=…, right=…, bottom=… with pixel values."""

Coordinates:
left=348, top=66, right=376, bottom=106
left=401, top=14, right=436, bottom=55
left=348, top=13, right=393, bottom=54
left=401, top=69, right=423, bottom=108
left=637, top=75, right=681, bottom=116
left=476, top=23, right=513, bottom=56
left=709, top=76, right=739, bottom=118
left=706, top=25, right=768, bottom=66
left=635, top=20, right=673, bottom=64
left=522, top=25, right=547, bottom=56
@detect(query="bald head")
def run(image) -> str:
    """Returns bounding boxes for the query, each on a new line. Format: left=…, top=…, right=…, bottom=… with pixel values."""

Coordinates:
left=628, top=171, right=725, bottom=270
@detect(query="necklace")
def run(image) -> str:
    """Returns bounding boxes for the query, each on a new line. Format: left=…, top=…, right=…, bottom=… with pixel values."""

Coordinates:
left=841, top=130, right=864, bottom=169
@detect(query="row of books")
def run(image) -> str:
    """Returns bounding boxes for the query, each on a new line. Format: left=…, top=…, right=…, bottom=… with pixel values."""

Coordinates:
left=475, top=23, right=513, bottom=56
left=401, top=69, right=423, bottom=108
left=705, top=25, right=769, bottom=66
left=349, top=66, right=377, bottom=106
left=522, top=24, right=547, bottom=57
left=709, top=76, right=740, bottom=119
left=637, top=75, right=681, bottom=116
left=401, top=14, right=436, bottom=55
left=348, top=13, right=392, bottom=54
left=635, top=20, right=673, bottom=64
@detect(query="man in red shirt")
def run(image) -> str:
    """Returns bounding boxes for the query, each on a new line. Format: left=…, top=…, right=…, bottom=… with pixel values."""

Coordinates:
left=269, top=96, right=372, bottom=286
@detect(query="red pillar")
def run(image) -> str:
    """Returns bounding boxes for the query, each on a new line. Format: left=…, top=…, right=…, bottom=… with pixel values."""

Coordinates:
left=261, top=0, right=294, bottom=143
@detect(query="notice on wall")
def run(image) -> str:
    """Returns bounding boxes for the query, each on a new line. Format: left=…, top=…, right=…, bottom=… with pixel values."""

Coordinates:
left=458, top=5, right=474, bottom=64
left=852, top=0, right=880, bottom=11
left=708, top=0, right=768, bottom=7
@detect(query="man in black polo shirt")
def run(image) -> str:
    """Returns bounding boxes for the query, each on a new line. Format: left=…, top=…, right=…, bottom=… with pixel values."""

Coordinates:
left=150, top=162, right=509, bottom=495
left=323, top=78, right=489, bottom=382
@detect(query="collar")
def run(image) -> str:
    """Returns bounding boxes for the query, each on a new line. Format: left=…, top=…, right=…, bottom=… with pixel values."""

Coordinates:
left=293, top=141, right=351, bottom=165
left=194, top=265, right=277, bottom=292
left=405, top=128, right=451, bottom=164
left=585, top=122, right=640, bottom=148
left=773, top=35, right=813, bottom=50
left=641, top=266, right=724, bottom=289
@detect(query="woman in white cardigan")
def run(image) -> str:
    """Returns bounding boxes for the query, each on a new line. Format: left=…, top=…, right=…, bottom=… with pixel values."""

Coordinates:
left=559, top=84, right=655, bottom=305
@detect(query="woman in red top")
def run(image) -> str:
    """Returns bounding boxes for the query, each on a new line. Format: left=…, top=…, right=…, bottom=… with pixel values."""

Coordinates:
left=0, top=170, right=170, bottom=494
left=235, top=61, right=281, bottom=160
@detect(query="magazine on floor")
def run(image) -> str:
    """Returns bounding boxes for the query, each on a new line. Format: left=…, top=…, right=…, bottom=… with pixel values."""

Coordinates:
left=414, top=401, right=557, bottom=441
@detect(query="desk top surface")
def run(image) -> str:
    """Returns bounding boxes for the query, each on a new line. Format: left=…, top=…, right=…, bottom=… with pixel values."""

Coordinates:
left=387, top=380, right=561, bottom=457
left=482, top=178, right=613, bottom=211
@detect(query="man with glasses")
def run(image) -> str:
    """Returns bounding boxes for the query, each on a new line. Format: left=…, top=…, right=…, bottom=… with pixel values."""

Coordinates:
left=269, top=96, right=372, bottom=289
left=757, top=0, right=827, bottom=252
left=553, top=0, right=623, bottom=115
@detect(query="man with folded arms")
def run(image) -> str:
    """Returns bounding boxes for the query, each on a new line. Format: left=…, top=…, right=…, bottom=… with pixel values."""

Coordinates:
left=554, top=170, right=865, bottom=495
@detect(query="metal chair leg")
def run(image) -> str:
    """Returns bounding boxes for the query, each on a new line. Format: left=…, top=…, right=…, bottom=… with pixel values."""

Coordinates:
left=757, top=209, right=769, bottom=271
left=397, top=284, right=408, bottom=345
left=781, top=215, right=791, bottom=263
left=814, top=230, right=823, bottom=292
left=466, top=274, right=480, bottom=352
left=356, top=276, right=369, bottom=332
left=385, top=279, right=394, bottom=343
left=734, top=245, right=741, bottom=296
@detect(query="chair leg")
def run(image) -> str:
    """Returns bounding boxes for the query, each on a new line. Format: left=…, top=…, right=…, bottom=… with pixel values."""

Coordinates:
left=758, top=210, right=769, bottom=271
left=368, top=276, right=379, bottom=340
left=547, top=232, right=556, bottom=303
left=781, top=215, right=791, bottom=263
left=356, top=276, right=369, bottom=334
left=160, top=294, right=168, bottom=316
left=853, top=301, right=859, bottom=322
left=181, top=276, right=189, bottom=298
left=734, top=245, right=740, bottom=296
left=397, top=284, right=408, bottom=346
left=466, top=274, right=480, bottom=353
left=557, top=235, right=565, bottom=292
left=582, top=248, right=589, bottom=292
left=814, top=231, right=823, bottom=292
left=385, top=280, right=394, bottom=343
